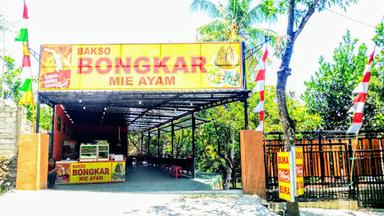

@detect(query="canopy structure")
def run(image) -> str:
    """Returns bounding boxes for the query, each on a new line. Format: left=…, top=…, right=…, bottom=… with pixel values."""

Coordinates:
left=39, top=90, right=249, bottom=131
left=36, top=42, right=252, bottom=178
left=149, top=115, right=210, bottom=134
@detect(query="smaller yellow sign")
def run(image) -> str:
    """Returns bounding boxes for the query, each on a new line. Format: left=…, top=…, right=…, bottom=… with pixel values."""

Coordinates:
left=277, top=152, right=292, bottom=201
left=295, top=147, right=304, bottom=196
left=111, top=162, right=125, bottom=182
left=70, top=162, right=112, bottom=183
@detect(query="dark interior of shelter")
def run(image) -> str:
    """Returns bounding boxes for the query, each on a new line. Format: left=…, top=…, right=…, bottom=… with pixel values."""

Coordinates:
left=41, top=90, right=248, bottom=185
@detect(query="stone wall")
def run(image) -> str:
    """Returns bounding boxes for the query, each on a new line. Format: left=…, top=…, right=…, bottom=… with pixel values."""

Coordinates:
left=0, top=102, right=32, bottom=159
left=0, top=101, right=33, bottom=192
left=0, top=155, right=17, bottom=192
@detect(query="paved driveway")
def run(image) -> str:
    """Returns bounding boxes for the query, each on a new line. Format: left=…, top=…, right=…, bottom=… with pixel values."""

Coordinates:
left=0, top=166, right=277, bottom=216
left=0, top=190, right=276, bottom=216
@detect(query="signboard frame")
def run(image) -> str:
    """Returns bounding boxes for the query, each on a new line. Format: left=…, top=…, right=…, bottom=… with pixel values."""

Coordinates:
left=38, top=42, right=244, bottom=92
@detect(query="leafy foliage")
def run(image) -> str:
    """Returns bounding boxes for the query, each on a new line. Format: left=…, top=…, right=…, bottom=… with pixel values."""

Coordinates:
left=263, top=86, right=321, bottom=132
left=191, top=0, right=282, bottom=47
left=0, top=56, right=22, bottom=102
left=190, top=0, right=278, bottom=188
left=39, top=105, right=53, bottom=132
left=303, top=32, right=366, bottom=129
left=189, top=0, right=323, bottom=189
left=373, top=23, right=384, bottom=47
left=270, top=1, right=356, bottom=211
left=303, top=28, right=384, bottom=130
left=0, top=54, right=52, bottom=132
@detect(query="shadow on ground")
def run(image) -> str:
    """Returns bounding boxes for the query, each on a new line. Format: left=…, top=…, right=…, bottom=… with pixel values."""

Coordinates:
left=55, top=166, right=211, bottom=193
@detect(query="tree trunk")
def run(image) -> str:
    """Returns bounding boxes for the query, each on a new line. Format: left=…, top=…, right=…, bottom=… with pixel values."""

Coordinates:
left=277, top=0, right=296, bottom=149
left=277, top=33, right=300, bottom=216
left=286, top=201, right=300, bottom=216
left=222, top=127, right=234, bottom=190
left=276, top=0, right=321, bottom=214
left=224, top=163, right=232, bottom=190
left=276, top=1, right=299, bottom=215
left=276, top=65, right=295, bottom=151
left=227, top=145, right=235, bottom=189
left=224, top=148, right=235, bottom=190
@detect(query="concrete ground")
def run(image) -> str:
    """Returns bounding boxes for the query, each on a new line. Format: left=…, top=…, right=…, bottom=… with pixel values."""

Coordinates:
left=0, top=166, right=276, bottom=216
left=300, top=208, right=384, bottom=216
left=0, top=190, right=277, bottom=216
left=1, top=166, right=383, bottom=216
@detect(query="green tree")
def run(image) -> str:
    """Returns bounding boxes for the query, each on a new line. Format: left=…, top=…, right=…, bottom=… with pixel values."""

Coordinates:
left=270, top=0, right=357, bottom=146
left=191, top=0, right=281, bottom=190
left=39, top=105, right=53, bottom=132
left=303, top=28, right=384, bottom=130
left=0, top=56, right=53, bottom=132
left=266, top=0, right=357, bottom=214
left=262, top=86, right=321, bottom=132
left=0, top=16, right=19, bottom=101
left=0, top=56, right=22, bottom=102
left=373, top=23, right=384, bottom=47
left=191, top=0, right=282, bottom=46
left=196, top=99, right=246, bottom=189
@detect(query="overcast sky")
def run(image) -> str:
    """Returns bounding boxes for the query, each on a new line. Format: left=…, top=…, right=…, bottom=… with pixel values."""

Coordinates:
left=0, top=0, right=383, bottom=96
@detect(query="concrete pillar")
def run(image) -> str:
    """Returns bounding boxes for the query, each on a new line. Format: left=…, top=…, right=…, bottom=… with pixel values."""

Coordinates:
left=240, top=130, right=266, bottom=198
left=16, top=133, right=49, bottom=190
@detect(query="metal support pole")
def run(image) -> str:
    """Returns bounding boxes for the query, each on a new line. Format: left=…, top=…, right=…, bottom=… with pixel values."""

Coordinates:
left=147, top=130, right=151, bottom=156
left=241, top=42, right=248, bottom=130
left=126, top=126, right=129, bottom=157
left=192, top=113, right=196, bottom=179
left=290, top=143, right=297, bottom=202
left=49, top=104, right=55, bottom=159
left=241, top=42, right=247, bottom=90
left=140, top=131, right=144, bottom=155
left=157, top=127, right=160, bottom=157
left=171, top=121, right=174, bottom=157
left=35, top=100, right=41, bottom=133
left=318, top=131, right=325, bottom=184
left=243, top=99, right=249, bottom=130
left=240, top=42, right=247, bottom=187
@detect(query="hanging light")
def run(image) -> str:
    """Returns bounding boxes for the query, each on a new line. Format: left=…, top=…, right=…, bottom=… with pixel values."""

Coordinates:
left=83, top=106, right=86, bottom=110
left=139, top=100, right=142, bottom=105
left=79, top=99, right=82, bottom=103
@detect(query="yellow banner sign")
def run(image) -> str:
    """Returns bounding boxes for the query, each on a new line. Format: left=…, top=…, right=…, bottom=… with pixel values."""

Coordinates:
left=277, top=148, right=305, bottom=201
left=38, top=43, right=243, bottom=91
left=70, top=162, right=112, bottom=183
left=295, top=147, right=304, bottom=196
left=277, top=151, right=292, bottom=202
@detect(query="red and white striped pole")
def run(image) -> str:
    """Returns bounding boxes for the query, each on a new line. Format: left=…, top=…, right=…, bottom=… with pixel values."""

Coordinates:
left=253, top=48, right=268, bottom=131
left=346, top=51, right=375, bottom=134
